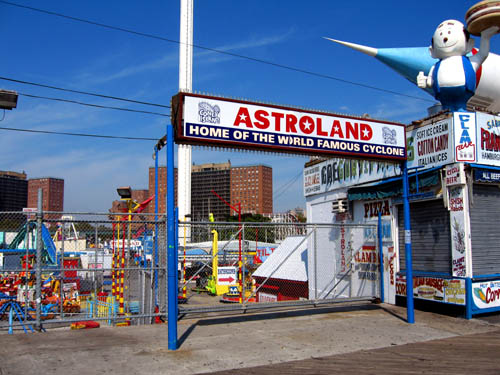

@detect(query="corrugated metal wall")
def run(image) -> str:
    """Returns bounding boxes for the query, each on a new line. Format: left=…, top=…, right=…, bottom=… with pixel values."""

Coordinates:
left=398, top=199, right=451, bottom=274
left=470, top=183, right=500, bottom=276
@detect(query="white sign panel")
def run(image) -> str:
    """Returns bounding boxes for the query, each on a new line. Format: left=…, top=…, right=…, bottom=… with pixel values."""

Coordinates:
left=303, top=158, right=400, bottom=196
left=175, top=93, right=406, bottom=160
left=444, top=163, right=466, bottom=187
left=406, top=118, right=453, bottom=169
left=476, top=112, right=500, bottom=166
left=473, top=280, right=500, bottom=309
left=448, top=185, right=467, bottom=277
left=453, top=112, right=476, bottom=162
left=217, top=266, right=238, bottom=285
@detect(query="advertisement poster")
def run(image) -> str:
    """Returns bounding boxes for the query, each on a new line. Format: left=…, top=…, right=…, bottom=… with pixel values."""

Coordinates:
left=476, top=112, right=500, bottom=166
left=448, top=185, right=467, bottom=277
left=353, top=245, right=379, bottom=282
left=472, top=280, right=500, bottom=309
left=454, top=112, right=476, bottom=162
left=303, top=158, right=400, bottom=196
left=396, top=274, right=465, bottom=305
left=406, top=118, right=453, bottom=170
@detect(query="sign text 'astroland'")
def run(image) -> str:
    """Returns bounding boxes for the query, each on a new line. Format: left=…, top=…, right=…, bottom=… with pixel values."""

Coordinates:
left=174, top=94, right=406, bottom=160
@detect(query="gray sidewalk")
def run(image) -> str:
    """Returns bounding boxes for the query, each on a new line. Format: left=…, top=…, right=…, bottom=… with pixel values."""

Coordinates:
left=0, top=303, right=497, bottom=375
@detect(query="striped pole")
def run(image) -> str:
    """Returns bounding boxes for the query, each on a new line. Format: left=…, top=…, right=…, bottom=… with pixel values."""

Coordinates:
left=119, top=220, right=125, bottom=314
left=111, top=223, right=116, bottom=297
left=182, top=217, right=187, bottom=299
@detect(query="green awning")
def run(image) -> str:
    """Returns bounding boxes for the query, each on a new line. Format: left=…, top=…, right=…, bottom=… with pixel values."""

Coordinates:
left=348, top=169, right=440, bottom=201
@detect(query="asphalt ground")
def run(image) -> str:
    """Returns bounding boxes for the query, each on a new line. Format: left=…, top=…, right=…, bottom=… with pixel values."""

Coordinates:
left=1, top=301, right=499, bottom=375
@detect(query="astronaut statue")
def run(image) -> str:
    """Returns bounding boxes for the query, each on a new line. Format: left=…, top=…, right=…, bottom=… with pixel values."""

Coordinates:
left=417, top=20, right=498, bottom=112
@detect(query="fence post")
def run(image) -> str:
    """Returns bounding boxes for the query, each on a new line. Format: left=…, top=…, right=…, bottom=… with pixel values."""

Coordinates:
left=35, top=188, right=43, bottom=331
left=166, top=123, right=178, bottom=350
left=378, top=212, right=385, bottom=303
left=314, top=225, right=318, bottom=300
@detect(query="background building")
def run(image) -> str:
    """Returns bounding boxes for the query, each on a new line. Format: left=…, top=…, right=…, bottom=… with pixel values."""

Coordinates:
left=120, top=163, right=273, bottom=221
left=231, top=165, right=273, bottom=216
left=148, top=167, right=177, bottom=214
left=191, top=162, right=231, bottom=221
left=0, top=171, right=27, bottom=211
left=27, top=177, right=64, bottom=213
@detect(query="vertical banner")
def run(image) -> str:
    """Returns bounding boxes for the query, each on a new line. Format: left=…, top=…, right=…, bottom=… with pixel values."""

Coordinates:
left=453, top=112, right=476, bottom=162
left=446, top=163, right=470, bottom=277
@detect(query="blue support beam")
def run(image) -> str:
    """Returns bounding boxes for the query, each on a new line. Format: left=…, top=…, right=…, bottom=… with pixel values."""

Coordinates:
left=402, top=160, right=415, bottom=324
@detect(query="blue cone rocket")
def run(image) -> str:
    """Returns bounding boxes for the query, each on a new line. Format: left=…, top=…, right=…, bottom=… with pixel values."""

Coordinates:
left=325, top=37, right=500, bottom=113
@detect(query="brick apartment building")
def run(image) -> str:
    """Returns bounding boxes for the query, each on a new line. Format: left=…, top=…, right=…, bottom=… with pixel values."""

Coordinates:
left=27, top=177, right=64, bottom=212
left=191, top=162, right=231, bottom=222
left=117, top=162, right=272, bottom=221
left=148, top=167, right=177, bottom=215
left=230, top=164, right=273, bottom=216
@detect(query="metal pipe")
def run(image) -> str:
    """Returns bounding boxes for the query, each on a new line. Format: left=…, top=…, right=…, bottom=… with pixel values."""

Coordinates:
left=378, top=211, right=385, bottom=303
left=154, top=145, right=159, bottom=308
left=35, top=188, right=43, bottom=331
left=402, top=160, right=415, bottom=324
left=166, top=123, right=178, bottom=350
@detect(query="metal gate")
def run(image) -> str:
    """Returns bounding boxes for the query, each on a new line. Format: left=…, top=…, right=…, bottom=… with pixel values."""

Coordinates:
left=178, top=221, right=380, bottom=315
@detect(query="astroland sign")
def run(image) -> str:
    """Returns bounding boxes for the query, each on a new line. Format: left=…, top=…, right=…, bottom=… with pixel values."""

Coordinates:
left=172, top=93, right=407, bottom=160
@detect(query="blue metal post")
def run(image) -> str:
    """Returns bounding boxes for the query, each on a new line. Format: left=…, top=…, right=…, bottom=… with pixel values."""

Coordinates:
left=8, top=305, right=13, bottom=335
left=378, top=211, right=384, bottom=303
left=402, top=160, right=415, bottom=323
left=154, top=145, right=159, bottom=307
left=465, top=278, right=473, bottom=319
left=166, top=124, right=178, bottom=350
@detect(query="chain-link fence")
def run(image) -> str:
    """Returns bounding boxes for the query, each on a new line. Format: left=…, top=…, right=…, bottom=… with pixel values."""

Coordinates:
left=178, top=221, right=380, bottom=314
left=0, top=211, right=167, bottom=333
left=0, top=210, right=381, bottom=333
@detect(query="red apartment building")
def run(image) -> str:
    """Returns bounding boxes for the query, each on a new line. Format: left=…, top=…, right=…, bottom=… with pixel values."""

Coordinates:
left=27, top=177, right=64, bottom=211
left=27, top=177, right=64, bottom=220
left=230, top=165, right=273, bottom=215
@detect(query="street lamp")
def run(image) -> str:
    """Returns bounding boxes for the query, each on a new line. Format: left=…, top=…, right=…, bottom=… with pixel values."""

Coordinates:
left=116, top=186, right=136, bottom=317
left=0, top=90, right=18, bottom=110
left=117, top=186, right=132, bottom=200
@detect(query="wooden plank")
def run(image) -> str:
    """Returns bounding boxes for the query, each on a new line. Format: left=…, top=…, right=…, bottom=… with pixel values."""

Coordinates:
left=203, top=330, right=500, bottom=375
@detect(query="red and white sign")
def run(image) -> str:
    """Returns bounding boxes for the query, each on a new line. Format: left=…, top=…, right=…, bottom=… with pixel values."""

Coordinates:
left=445, top=163, right=466, bottom=187
left=173, top=93, right=406, bottom=160
left=258, top=292, right=278, bottom=303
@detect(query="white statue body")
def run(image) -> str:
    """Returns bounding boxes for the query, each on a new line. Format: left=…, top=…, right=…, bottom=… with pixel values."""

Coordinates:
left=417, top=20, right=498, bottom=111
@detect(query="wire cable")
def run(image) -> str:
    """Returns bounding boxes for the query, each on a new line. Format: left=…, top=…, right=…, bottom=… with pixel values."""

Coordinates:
left=0, top=76, right=171, bottom=109
left=273, top=170, right=303, bottom=201
left=0, top=126, right=158, bottom=141
left=0, top=0, right=434, bottom=103
left=18, top=92, right=170, bottom=117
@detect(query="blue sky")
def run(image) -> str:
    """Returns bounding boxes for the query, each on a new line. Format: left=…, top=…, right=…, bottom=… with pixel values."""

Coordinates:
left=0, top=1, right=496, bottom=213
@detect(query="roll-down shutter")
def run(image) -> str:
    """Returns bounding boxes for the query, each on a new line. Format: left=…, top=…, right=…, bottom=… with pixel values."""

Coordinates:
left=398, top=199, right=451, bottom=273
left=470, top=183, right=500, bottom=276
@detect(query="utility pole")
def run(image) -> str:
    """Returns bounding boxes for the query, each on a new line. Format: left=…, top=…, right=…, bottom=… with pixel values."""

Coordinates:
left=178, top=0, right=193, bottom=238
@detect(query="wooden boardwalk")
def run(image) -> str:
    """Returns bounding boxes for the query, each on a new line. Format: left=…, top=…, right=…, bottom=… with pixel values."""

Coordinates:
left=204, top=329, right=500, bottom=375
